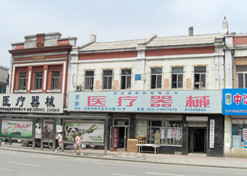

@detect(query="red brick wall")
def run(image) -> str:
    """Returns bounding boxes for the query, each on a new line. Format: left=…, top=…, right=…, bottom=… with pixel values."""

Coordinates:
left=233, top=36, right=247, bottom=45
left=79, top=51, right=137, bottom=60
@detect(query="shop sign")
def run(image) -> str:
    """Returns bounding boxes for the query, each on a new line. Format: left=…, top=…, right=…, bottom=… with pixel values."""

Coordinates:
left=113, top=127, right=118, bottom=148
left=0, top=94, right=63, bottom=114
left=209, top=119, right=215, bottom=148
left=42, top=120, right=54, bottom=142
left=64, top=122, right=104, bottom=143
left=1, top=120, right=33, bottom=138
left=223, top=89, right=247, bottom=115
left=68, top=91, right=221, bottom=114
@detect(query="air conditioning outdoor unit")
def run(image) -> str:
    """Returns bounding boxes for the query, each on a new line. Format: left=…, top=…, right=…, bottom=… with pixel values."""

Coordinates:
left=75, top=85, right=81, bottom=92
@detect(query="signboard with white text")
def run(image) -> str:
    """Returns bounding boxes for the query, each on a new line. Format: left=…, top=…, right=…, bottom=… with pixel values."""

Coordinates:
left=68, top=91, right=221, bottom=114
left=0, top=94, right=63, bottom=114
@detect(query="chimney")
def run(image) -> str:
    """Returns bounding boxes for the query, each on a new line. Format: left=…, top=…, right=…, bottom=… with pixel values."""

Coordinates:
left=188, top=27, right=194, bottom=36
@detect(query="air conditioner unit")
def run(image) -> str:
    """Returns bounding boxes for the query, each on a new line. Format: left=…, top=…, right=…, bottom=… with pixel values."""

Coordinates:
left=75, top=85, right=81, bottom=92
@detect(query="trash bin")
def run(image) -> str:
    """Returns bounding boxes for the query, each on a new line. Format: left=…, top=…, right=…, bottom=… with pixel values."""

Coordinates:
left=127, top=139, right=138, bottom=152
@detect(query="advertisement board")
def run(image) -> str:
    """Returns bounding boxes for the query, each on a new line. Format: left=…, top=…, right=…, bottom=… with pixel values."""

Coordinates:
left=42, top=120, right=54, bottom=142
left=0, top=94, right=63, bottom=114
left=223, top=89, right=247, bottom=115
left=64, top=122, right=104, bottom=143
left=68, top=91, right=222, bottom=114
left=1, top=120, right=33, bottom=138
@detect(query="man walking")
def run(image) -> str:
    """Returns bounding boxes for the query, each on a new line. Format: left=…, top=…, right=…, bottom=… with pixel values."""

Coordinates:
left=55, top=132, right=63, bottom=153
left=73, top=133, right=84, bottom=155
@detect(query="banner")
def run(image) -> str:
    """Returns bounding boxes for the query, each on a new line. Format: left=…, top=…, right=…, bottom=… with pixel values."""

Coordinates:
left=1, top=120, right=33, bottom=138
left=68, top=91, right=222, bottom=114
left=42, top=120, right=54, bottom=142
left=64, top=122, right=104, bottom=143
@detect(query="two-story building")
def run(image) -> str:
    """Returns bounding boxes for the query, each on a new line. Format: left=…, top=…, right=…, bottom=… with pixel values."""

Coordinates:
left=67, top=20, right=228, bottom=156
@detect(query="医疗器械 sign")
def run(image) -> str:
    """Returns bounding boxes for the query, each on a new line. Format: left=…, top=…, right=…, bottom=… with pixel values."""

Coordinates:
left=223, top=89, right=247, bottom=115
left=68, top=91, right=222, bottom=114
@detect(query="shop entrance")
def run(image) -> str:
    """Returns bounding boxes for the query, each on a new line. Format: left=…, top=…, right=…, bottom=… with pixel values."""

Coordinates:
left=189, top=127, right=207, bottom=153
left=111, top=118, right=129, bottom=150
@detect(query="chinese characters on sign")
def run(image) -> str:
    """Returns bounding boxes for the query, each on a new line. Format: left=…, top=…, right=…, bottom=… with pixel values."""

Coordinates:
left=223, top=89, right=247, bottom=115
left=0, top=94, right=63, bottom=114
left=68, top=91, right=221, bottom=113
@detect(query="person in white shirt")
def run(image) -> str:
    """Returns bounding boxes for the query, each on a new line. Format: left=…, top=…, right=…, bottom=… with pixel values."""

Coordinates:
left=55, top=132, right=63, bottom=153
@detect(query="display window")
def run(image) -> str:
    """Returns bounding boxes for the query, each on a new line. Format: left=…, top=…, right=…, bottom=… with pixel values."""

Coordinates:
left=232, top=118, right=247, bottom=149
left=136, top=120, right=182, bottom=146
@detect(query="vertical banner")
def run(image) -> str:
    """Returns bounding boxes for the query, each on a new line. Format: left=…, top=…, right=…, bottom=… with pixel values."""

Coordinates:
left=209, top=119, right=215, bottom=148
left=42, top=120, right=54, bottom=142
left=1, top=120, right=33, bottom=138
left=113, top=127, right=118, bottom=148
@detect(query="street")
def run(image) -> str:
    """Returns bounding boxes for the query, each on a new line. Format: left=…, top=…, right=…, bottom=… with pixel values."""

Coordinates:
left=0, top=150, right=246, bottom=176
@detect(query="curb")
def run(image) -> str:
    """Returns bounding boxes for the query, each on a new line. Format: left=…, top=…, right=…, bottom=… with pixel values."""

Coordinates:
left=1, top=147, right=247, bottom=170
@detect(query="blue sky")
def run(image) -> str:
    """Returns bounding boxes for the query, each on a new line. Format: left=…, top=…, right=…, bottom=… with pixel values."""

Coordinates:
left=1, top=0, right=247, bottom=68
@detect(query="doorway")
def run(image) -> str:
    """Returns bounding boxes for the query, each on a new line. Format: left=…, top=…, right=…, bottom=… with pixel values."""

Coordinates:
left=189, top=127, right=207, bottom=153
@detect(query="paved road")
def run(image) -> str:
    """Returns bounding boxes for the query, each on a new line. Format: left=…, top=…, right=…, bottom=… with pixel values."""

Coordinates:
left=0, top=150, right=246, bottom=176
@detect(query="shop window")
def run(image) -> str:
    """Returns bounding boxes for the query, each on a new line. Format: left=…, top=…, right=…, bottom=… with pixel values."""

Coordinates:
left=172, top=67, right=183, bottom=89
left=34, top=72, right=43, bottom=90
left=232, top=118, right=247, bottom=148
left=136, top=120, right=182, bottom=146
left=51, top=71, right=60, bottom=89
left=103, top=70, right=112, bottom=89
left=236, top=65, right=247, bottom=88
left=121, top=69, right=131, bottom=89
left=18, top=72, right=27, bottom=90
left=151, top=68, right=162, bottom=89
left=85, top=71, right=94, bottom=90
left=194, top=66, right=206, bottom=89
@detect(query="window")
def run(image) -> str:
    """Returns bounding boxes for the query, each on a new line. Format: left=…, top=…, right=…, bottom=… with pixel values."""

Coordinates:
left=236, top=66, right=247, bottom=88
left=232, top=118, right=247, bottom=149
left=85, top=71, right=94, bottom=90
left=136, top=120, right=182, bottom=146
left=103, top=70, right=113, bottom=89
left=151, top=68, right=162, bottom=89
left=121, top=69, right=131, bottom=89
left=51, top=71, right=60, bottom=89
left=194, top=66, right=206, bottom=89
left=18, top=72, right=26, bottom=90
left=34, top=72, right=43, bottom=90
left=172, top=67, right=183, bottom=89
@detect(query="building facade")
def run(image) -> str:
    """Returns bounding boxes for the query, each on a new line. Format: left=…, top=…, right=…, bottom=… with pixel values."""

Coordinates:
left=67, top=24, right=227, bottom=156
left=0, top=66, right=9, bottom=93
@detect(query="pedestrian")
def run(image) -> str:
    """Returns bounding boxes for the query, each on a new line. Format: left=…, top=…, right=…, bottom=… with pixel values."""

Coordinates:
left=73, top=133, right=83, bottom=155
left=55, top=132, right=63, bottom=153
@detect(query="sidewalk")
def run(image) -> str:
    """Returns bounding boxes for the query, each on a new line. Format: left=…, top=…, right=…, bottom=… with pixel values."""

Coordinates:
left=1, top=143, right=247, bottom=169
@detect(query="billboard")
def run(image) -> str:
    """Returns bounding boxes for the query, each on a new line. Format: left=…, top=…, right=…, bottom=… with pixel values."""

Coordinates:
left=68, top=91, right=222, bottom=114
left=64, top=122, right=104, bottom=143
left=223, top=89, right=247, bottom=115
left=0, top=94, right=63, bottom=114
left=1, top=120, right=33, bottom=138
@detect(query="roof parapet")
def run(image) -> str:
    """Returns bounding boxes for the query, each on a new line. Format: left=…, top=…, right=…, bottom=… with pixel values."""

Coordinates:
left=78, top=34, right=96, bottom=49
left=138, top=34, right=157, bottom=46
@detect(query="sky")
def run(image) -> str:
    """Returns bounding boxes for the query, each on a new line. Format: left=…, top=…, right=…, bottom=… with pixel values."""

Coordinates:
left=1, top=0, right=247, bottom=69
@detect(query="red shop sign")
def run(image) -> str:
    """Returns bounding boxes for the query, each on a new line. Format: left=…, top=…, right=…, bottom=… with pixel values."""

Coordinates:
left=113, top=127, right=118, bottom=148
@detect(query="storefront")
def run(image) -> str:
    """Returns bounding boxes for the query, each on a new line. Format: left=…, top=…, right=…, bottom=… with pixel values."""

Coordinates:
left=68, top=90, right=223, bottom=156
left=223, top=89, right=247, bottom=157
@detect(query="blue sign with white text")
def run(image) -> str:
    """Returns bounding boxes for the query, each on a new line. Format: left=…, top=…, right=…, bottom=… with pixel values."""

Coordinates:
left=135, top=74, right=142, bottom=80
left=223, top=89, right=247, bottom=115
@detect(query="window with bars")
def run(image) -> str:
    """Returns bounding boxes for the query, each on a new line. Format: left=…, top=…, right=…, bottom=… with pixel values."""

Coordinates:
left=35, top=72, right=43, bottom=90
left=121, top=69, right=131, bottom=89
left=172, top=67, right=183, bottom=89
left=103, top=70, right=113, bottom=89
left=236, top=65, right=247, bottom=88
left=51, top=71, right=60, bottom=89
left=194, top=66, right=206, bottom=89
left=151, top=68, right=162, bottom=89
left=19, top=72, right=26, bottom=90
left=85, top=71, right=94, bottom=90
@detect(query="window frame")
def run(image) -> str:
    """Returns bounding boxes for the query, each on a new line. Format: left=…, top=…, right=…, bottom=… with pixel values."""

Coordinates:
left=151, top=68, right=162, bottom=89
left=18, top=72, right=27, bottom=90
left=121, top=69, right=132, bottom=89
left=34, top=71, right=43, bottom=90
left=171, top=67, right=183, bottom=89
left=85, top=71, right=94, bottom=90
left=103, top=70, right=113, bottom=90
left=194, top=66, right=206, bottom=89
left=51, top=71, right=60, bottom=90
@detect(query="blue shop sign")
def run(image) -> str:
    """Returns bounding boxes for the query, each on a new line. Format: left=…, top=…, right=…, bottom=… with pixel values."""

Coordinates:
left=223, top=89, right=247, bottom=115
left=135, top=74, right=142, bottom=80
